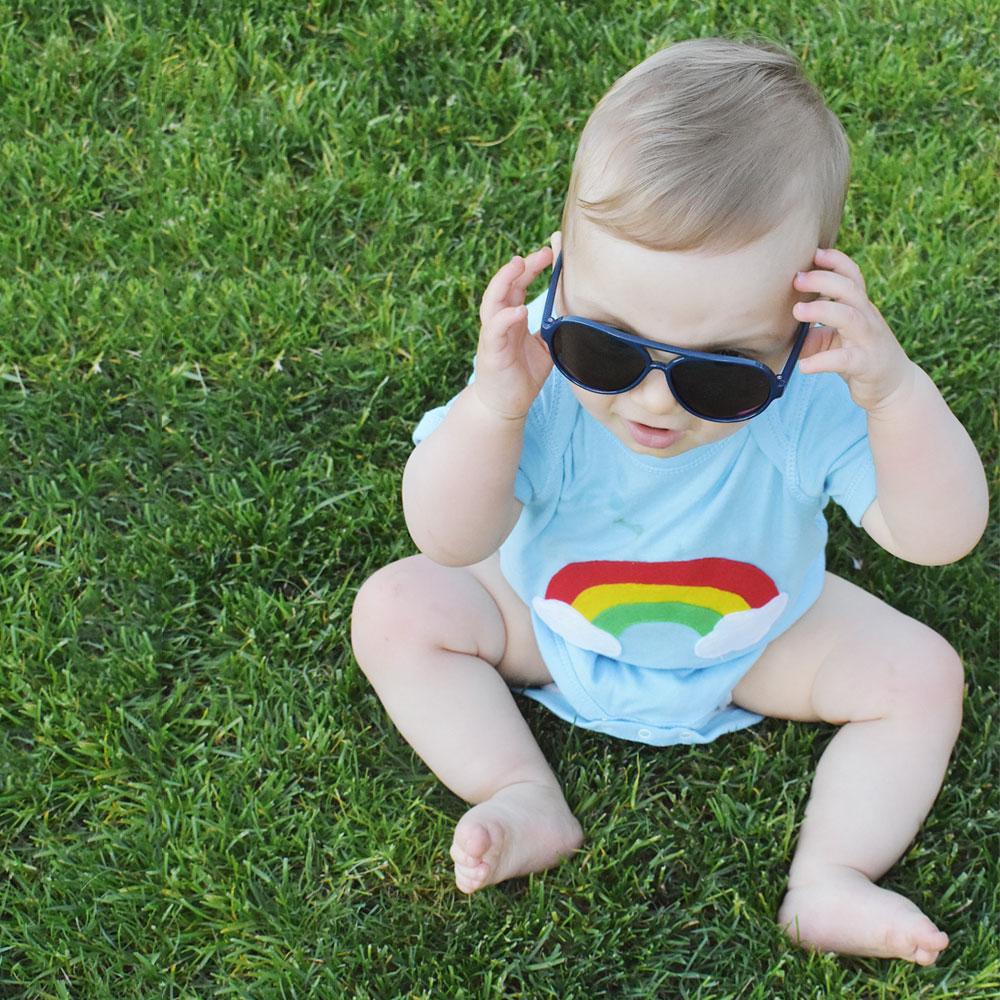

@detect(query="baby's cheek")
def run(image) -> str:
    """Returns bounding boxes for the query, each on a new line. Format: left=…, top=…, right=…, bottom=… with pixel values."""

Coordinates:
left=569, top=383, right=613, bottom=420
left=696, top=419, right=748, bottom=446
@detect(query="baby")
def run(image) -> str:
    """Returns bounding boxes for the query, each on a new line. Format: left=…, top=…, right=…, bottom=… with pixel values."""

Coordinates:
left=350, top=38, right=988, bottom=964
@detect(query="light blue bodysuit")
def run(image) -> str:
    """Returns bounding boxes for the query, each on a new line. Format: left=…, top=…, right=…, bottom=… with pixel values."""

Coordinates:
left=413, top=293, right=877, bottom=746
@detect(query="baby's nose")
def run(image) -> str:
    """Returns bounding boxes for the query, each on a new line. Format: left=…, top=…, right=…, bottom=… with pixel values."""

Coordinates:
left=628, top=367, right=683, bottom=415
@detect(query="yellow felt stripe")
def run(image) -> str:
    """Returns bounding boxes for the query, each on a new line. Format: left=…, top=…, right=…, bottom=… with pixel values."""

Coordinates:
left=572, top=583, right=750, bottom=620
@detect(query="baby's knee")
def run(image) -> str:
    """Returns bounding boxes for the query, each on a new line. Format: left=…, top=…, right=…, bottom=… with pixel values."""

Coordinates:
left=893, top=623, right=964, bottom=724
left=350, top=556, right=430, bottom=671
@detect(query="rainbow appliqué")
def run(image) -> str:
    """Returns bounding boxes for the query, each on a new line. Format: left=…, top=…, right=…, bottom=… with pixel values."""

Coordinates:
left=532, top=558, right=788, bottom=659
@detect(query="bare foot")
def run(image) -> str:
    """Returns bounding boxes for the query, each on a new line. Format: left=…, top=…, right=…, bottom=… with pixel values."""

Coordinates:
left=449, top=780, right=583, bottom=894
left=779, top=865, right=950, bottom=965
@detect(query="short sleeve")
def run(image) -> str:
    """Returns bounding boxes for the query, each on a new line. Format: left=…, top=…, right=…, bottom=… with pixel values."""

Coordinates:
left=512, top=291, right=568, bottom=503
left=411, top=371, right=470, bottom=446
left=412, top=288, right=573, bottom=507
left=511, top=369, right=571, bottom=504
left=792, top=372, right=877, bottom=526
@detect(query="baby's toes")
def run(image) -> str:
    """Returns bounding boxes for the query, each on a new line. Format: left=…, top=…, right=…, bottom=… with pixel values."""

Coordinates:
left=449, top=840, right=475, bottom=868
left=451, top=818, right=500, bottom=893
left=451, top=818, right=492, bottom=867
left=454, top=859, right=490, bottom=894
left=910, top=927, right=948, bottom=966
left=889, top=916, right=948, bottom=966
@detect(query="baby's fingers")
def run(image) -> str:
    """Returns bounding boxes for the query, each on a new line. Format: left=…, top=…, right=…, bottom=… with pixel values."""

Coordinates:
left=479, top=257, right=525, bottom=325
left=798, top=345, right=859, bottom=377
left=793, top=268, right=868, bottom=311
left=479, top=247, right=554, bottom=324
left=510, top=246, right=554, bottom=300
left=813, top=247, right=867, bottom=294
left=480, top=303, right=528, bottom=353
left=793, top=298, right=871, bottom=341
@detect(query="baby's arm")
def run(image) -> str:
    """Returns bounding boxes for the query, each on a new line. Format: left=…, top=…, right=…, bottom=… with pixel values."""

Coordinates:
left=858, top=366, right=987, bottom=564
left=402, top=246, right=554, bottom=566
left=793, top=248, right=988, bottom=565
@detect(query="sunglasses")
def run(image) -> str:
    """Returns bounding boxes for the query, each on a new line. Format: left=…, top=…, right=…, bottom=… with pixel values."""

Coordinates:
left=539, top=252, right=810, bottom=422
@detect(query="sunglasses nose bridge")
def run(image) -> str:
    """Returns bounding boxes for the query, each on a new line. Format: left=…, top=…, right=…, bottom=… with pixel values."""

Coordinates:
left=644, top=356, right=683, bottom=393
left=630, top=357, right=685, bottom=410
left=647, top=356, right=681, bottom=377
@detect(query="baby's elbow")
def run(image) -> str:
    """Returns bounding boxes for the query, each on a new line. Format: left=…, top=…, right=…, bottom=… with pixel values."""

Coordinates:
left=908, top=548, right=974, bottom=568
left=949, top=472, right=993, bottom=562
left=899, top=523, right=987, bottom=566
left=932, top=493, right=991, bottom=565
left=866, top=495, right=988, bottom=566
left=402, top=506, right=483, bottom=567
left=411, top=536, right=478, bottom=568
left=942, top=506, right=989, bottom=565
left=403, top=511, right=454, bottom=566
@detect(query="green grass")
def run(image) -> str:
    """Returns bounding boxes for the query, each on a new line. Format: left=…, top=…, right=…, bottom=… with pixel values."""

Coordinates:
left=0, top=0, right=996, bottom=996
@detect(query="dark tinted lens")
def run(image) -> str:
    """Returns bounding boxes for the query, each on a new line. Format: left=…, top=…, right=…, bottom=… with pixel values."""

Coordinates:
left=669, top=359, right=772, bottom=419
left=551, top=321, right=648, bottom=392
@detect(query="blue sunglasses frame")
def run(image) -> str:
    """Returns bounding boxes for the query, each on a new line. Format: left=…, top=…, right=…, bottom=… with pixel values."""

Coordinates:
left=539, top=251, right=811, bottom=422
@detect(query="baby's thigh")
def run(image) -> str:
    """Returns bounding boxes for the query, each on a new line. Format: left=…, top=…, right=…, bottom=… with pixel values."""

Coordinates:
left=466, top=552, right=553, bottom=687
left=351, top=553, right=551, bottom=687
left=732, top=572, right=962, bottom=724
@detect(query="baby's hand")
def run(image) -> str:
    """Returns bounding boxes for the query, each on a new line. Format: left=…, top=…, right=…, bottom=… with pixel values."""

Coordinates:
left=473, top=245, right=555, bottom=421
left=792, top=248, right=918, bottom=412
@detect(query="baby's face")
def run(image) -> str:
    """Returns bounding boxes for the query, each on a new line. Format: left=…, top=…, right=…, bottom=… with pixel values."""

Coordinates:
left=554, top=212, right=820, bottom=458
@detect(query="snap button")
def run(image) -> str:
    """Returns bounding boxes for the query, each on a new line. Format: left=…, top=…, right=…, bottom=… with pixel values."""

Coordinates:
left=637, top=728, right=652, bottom=739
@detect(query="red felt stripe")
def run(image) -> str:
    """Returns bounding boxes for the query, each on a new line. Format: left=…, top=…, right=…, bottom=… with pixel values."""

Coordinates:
left=544, top=558, right=778, bottom=608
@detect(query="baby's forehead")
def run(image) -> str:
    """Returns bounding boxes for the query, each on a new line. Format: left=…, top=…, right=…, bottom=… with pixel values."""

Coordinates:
left=566, top=215, right=815, bottom=332
left=567, top=252, right=792, bottom=334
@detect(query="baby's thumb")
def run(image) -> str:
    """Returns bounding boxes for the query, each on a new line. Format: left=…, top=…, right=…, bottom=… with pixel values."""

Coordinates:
left=549, top=230, right=562, bottom=259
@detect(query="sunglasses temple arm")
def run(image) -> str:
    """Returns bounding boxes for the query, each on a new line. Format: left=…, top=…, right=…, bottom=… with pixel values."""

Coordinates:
left=777, top=320, right=812, bottom=388
left=541, top=252, right=563, bottom=329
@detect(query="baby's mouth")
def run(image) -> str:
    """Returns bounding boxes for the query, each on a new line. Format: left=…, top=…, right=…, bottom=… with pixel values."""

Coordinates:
left=624, top=420, right=683, bottom=450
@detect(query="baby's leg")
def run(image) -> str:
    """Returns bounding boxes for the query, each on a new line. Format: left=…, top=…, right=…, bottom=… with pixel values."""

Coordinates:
left=351, top=553, right=582, bottom=893
left=732, top=573, right=963, bottom=965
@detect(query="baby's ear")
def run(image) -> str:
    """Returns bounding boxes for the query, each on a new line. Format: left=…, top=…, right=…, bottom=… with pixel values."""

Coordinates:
left=549, top=230, right=562, bottom=259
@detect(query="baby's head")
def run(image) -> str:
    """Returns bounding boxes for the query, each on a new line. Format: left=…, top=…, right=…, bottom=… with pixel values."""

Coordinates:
left=551, top=37, right=850, bottom=457
left=561, top=36, right=848, bottom=257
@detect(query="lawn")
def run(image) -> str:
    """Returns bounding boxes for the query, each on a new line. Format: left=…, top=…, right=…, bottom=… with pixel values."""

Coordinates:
left=0, top=1, right=996, bottom=997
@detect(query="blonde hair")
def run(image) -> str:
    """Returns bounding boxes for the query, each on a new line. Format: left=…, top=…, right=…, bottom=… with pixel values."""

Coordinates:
left=561, top=37, right=850, bottom=254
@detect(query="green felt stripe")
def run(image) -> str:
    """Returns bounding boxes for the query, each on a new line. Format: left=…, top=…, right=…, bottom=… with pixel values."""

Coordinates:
left=593, top=601, right=723, bottom=638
